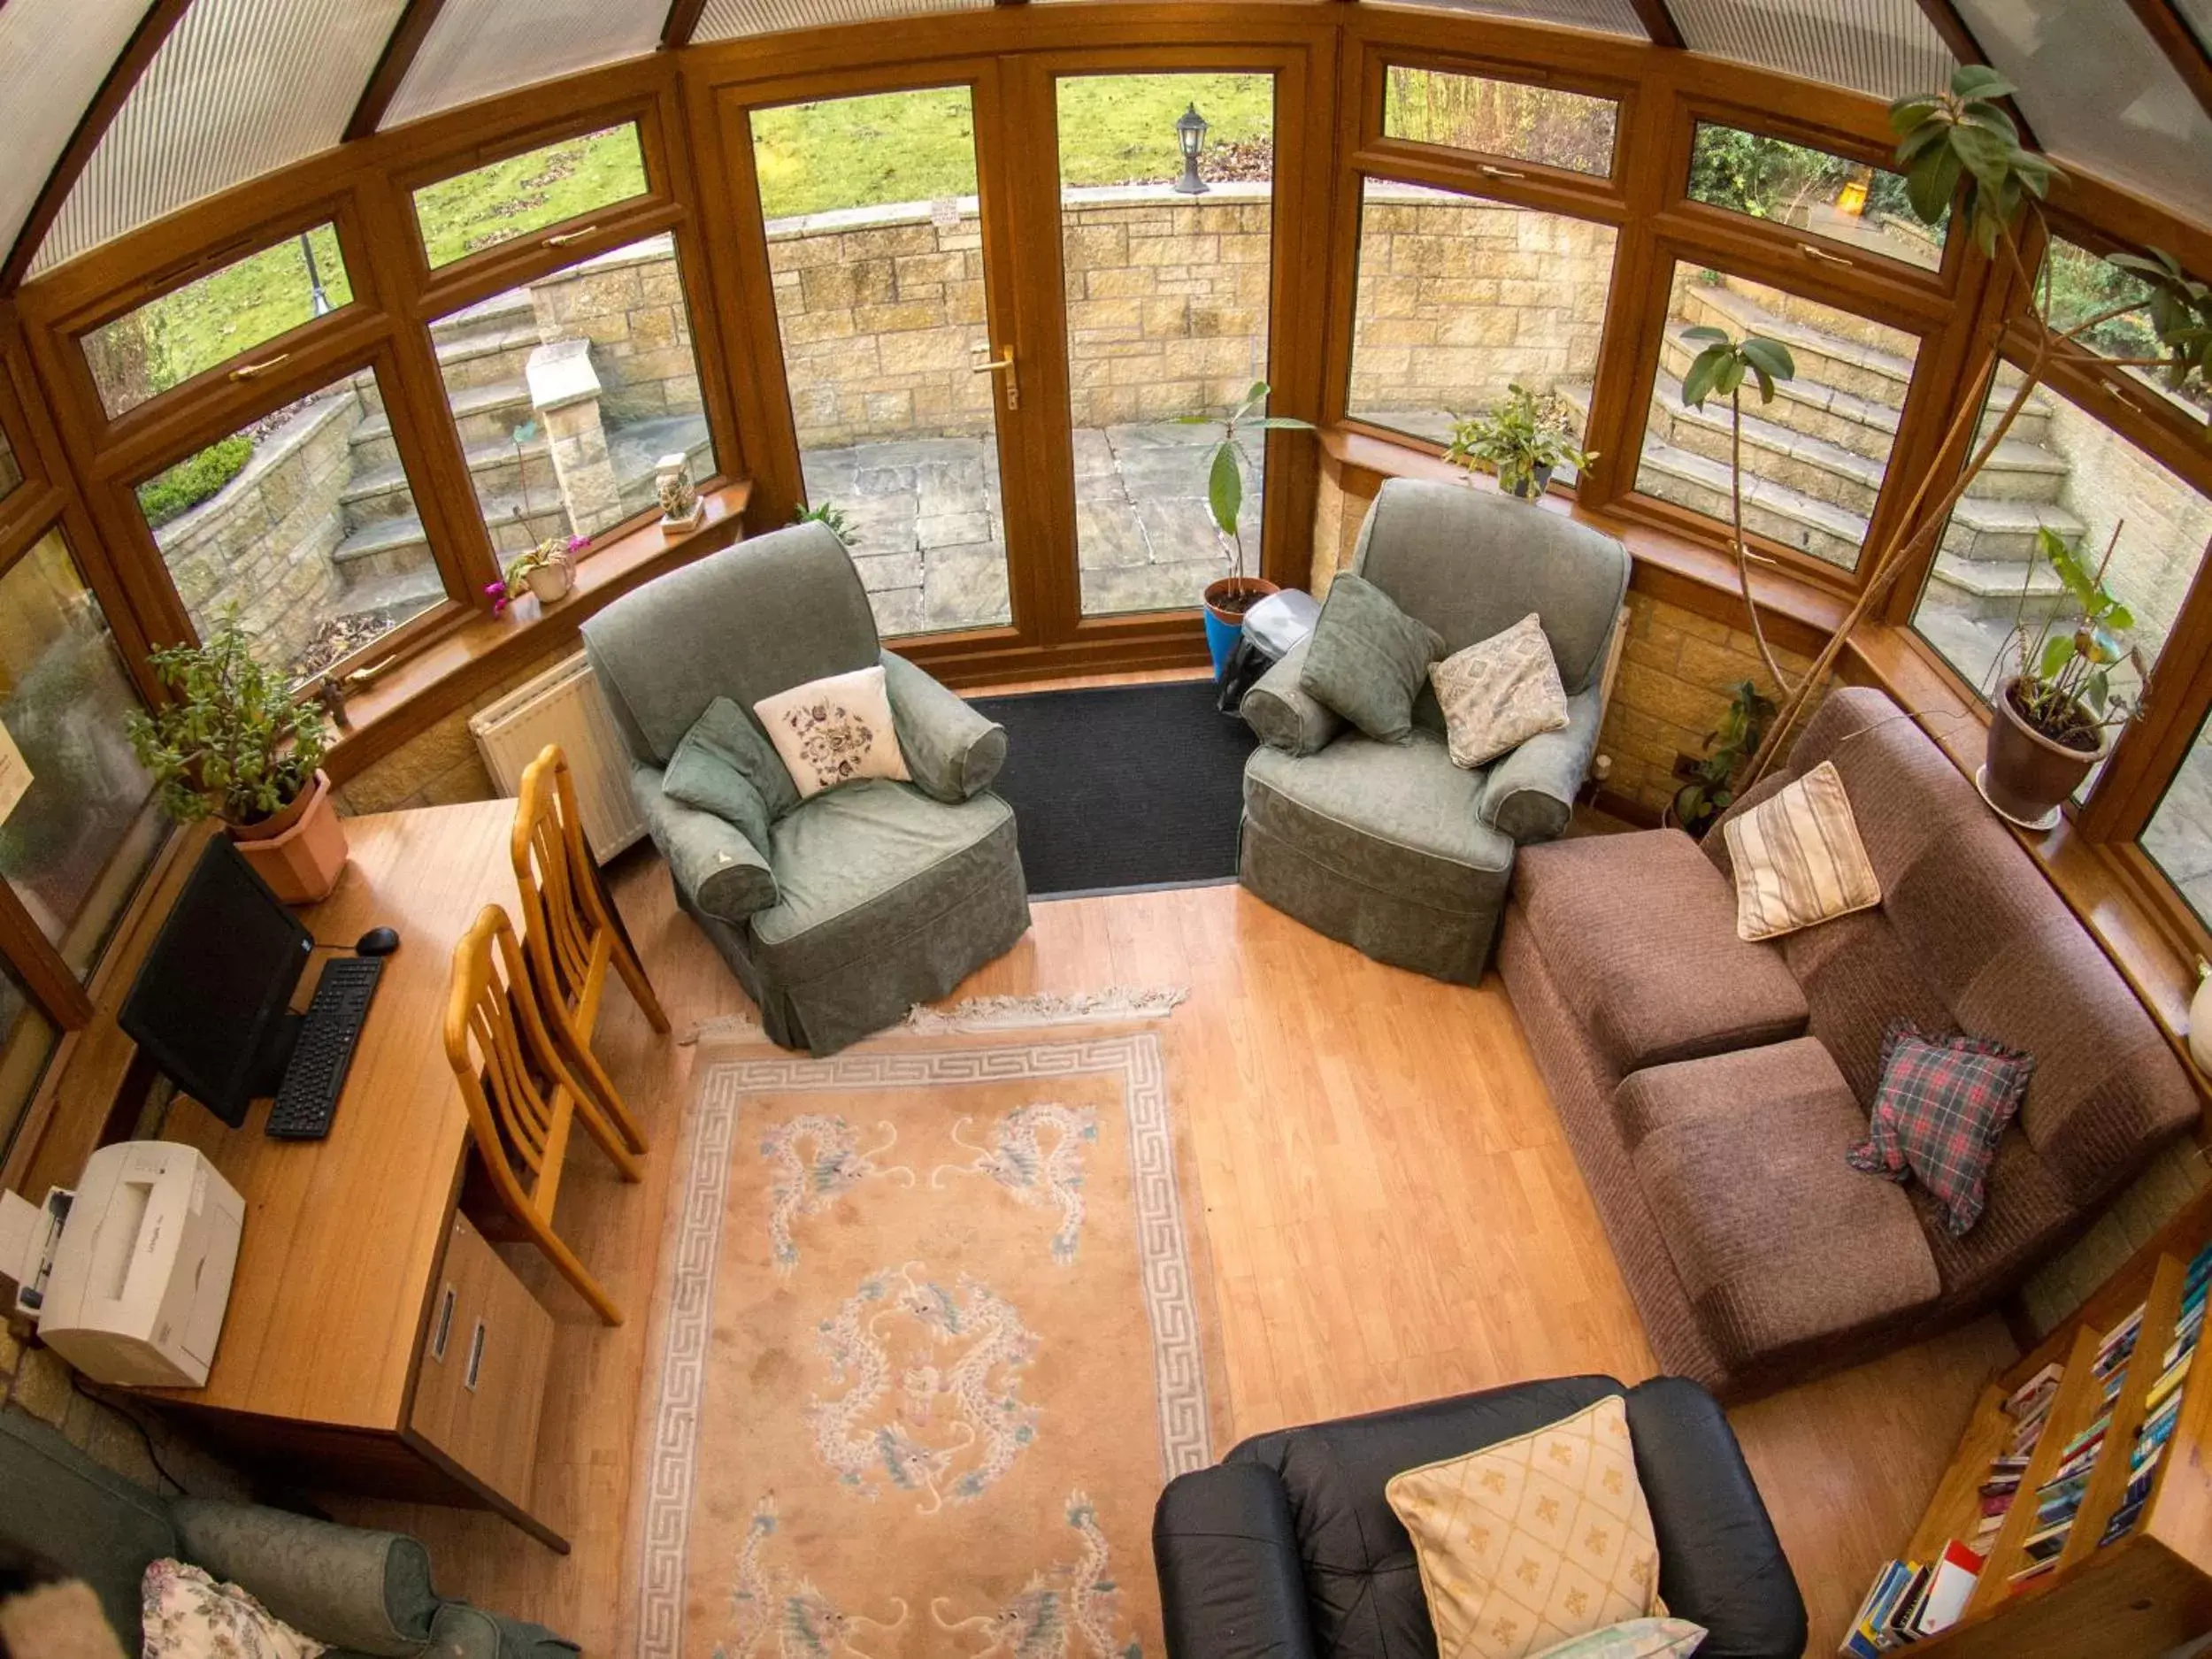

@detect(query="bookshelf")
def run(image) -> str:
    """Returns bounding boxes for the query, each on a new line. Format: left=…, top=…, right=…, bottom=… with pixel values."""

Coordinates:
left=1870, top=1194, right=2212, bottom=1658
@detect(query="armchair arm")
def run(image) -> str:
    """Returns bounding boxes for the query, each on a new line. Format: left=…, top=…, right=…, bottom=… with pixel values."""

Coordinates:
left=636, top=764, right=779, bottom=924
left=882, top=650, right=1008, bottom=802
left=1478, top=684, right=1602, bottom=844
left=1240, top=637, right=1343, bottom=757
left=170, top=1500, right=438, bottom=1657
left=1153, top=1463, right=1318, bottom=1659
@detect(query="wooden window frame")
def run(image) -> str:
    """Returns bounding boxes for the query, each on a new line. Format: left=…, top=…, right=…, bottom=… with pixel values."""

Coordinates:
left=1362, top=50, right=1639, bottom=197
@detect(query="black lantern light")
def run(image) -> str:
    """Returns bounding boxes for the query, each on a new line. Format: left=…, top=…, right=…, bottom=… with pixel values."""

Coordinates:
left=1174, top=103, right=1210, bottom=196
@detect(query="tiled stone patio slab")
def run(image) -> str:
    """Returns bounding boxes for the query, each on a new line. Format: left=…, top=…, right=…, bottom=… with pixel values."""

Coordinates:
left=800, top=420, right=1264, bottom=635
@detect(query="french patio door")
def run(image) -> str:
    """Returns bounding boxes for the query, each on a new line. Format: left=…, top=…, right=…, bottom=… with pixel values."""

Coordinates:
left=726, top=52, right=1292, bottom=676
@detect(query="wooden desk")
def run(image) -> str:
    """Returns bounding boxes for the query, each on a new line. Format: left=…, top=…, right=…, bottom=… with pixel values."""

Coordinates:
left=141, top=802, right=565, bottom=1550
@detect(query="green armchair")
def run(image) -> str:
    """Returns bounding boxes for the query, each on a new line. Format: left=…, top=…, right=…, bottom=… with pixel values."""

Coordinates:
left=0, top=1407, right=571, bottom=1657
left=1239, top=478, right=1628, bottom=983
left=580, top=522, right=1030, bottom=1054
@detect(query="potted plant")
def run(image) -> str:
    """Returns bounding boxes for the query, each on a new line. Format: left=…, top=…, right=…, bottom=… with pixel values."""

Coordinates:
left=1443, top=383, right=1597, bottom=501
left=1982, top=526, right=2150, bottom=828
left=125, top=617, right=346, bottom=903
left=1181, top=380, right=1316, bottom=675
left=1669, top=679, right=1778, bottom=839
left=793, top=501, right=858, bottom=548
left=503, top=535, right=581, bottom=605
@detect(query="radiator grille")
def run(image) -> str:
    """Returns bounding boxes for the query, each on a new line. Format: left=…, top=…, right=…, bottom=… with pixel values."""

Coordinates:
left=468, top=653, right=648, bottom=865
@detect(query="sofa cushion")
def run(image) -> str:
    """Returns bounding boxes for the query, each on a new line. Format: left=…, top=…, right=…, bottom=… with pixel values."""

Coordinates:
left=1613, top=1036, right=1850, bottom=1154
left=1298, top=572, right=1448, bottom=743
left=751, top=780, right=1015, bottom=987
left=1244, top=729, right=1513, bottom=911
left=1515, top=831, right=1808, bottom=1075
left=1848, top=1021, right=2036, bottom=1237
left=1632, top=1040, right=1940, bottom=1369
left=1431, top=611, right=1571, bottom=769
left=1722, top=760, right=1881, bottom=941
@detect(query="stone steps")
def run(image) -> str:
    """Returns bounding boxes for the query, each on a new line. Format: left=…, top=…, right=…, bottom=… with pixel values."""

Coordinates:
left=1658, top=324, right=1903, bottom=465
left=332, top=494, right=565, bottom=574
left=349, top=376, right=534, bottom=472
left=1680, top=280, right=1919, bottom=409
left=339, top=434, right=557, bottom=527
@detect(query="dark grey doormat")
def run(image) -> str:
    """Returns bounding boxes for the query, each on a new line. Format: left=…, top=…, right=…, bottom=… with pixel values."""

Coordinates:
left=968, top=678, right=1257, bottom=897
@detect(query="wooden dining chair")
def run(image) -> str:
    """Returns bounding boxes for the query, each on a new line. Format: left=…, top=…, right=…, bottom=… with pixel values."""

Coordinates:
left=511, top=744, right=667, bottom=1159
left=444, top=904, right=640, bottom=1326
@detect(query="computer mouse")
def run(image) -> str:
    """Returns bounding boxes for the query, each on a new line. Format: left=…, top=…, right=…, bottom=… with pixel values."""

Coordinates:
left=355, top=926, right=401, bottom=957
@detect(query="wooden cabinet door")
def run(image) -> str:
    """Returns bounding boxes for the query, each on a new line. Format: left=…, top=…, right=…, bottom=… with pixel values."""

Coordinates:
left=409, top=1210, right=552, bottom=1511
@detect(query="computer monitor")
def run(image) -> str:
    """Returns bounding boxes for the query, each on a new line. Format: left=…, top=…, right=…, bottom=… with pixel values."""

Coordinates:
left=119, top=836, right=316, bottom=1127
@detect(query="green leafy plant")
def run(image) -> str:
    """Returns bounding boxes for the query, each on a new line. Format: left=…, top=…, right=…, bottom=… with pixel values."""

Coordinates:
left=1673, top=680, right=1778, bottom=838
left=1443, top=383, right=1594, bottom=500
left=1179, top=380, right=1315, bottom=585
left=503, top=534, right=580, bottom=587
left=2004, top=526, right=2151, bottom=749
left=124, top=615, right=329, bottom=827
left=1677, top=327, right=1799, bottom=700
left=1740, top=66, right=2210, bottom=793
left=134, top=435, right=252, bottom=529
left=793, top=501, right=857, bottom=548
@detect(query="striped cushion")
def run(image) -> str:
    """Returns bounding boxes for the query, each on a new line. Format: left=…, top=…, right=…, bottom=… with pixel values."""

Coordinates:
left=1722, top=759, right=1881, bottom=941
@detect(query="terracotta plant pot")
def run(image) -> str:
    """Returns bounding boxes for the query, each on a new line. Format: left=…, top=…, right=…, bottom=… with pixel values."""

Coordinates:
left=1202, top=575, right=1280, bottom=678
left=228, top=770, right=349, bottom=904
left=525, top=563, right=573, bottom=603
left=1981, top=676, right=2108, bottom=830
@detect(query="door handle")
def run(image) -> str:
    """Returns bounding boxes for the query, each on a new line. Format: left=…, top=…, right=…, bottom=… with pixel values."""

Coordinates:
left=971, top=342, right=1019, bottom=410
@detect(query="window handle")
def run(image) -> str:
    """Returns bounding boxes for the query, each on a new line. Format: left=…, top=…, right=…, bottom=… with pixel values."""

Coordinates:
left=1479, top=164, right=1527, bottom=181
left=971, top=342, right=1019, bottom=410
left=1799, top=242, right=1855, bottom=267
left=230, top=352, right=290, bottom=381
left=546, top=224, right=600, bottom=247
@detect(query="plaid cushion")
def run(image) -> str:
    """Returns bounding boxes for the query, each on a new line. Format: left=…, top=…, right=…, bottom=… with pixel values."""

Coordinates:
left=1847, top=1018, right=2034, bottom=1237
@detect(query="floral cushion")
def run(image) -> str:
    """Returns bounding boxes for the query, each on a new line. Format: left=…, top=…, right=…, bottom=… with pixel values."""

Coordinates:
left=1386, top=1394, right=1662, bottom=1659
left=1430, top=612, right=1571, bottom=770
left=141, top=1560, right=326, bottom=1659
left=753, top=665, right=911, bottom=802
left=1847, top=1018, right=2035, bottom=1236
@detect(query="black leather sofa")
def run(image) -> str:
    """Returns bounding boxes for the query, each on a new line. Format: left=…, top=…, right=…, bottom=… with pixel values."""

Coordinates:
left=1153, top=1374, right=1807, bottom=1659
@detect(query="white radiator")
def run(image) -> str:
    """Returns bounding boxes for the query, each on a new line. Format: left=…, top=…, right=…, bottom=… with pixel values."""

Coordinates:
left=468, top=652, right=648, bottom=865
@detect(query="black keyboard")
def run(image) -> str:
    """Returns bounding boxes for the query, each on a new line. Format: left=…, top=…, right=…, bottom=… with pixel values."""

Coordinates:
left=267, top=955, right=385, bottom=1141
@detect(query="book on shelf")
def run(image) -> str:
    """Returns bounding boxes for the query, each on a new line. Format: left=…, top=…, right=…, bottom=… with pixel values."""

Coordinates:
left=2007, top=1361, right=2063, bottom=1417
left=1839, top=1543, right=1982, bottom=1655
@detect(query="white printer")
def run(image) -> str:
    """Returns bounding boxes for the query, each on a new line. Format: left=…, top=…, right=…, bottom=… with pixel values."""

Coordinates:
left=1, top=1141, right=243, bottom=1388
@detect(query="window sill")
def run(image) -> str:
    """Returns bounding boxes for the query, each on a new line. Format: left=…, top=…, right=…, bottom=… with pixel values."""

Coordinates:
left=1318, top=424, right=2210, bottom=1102
left=323, top=482, right=751, bottom=783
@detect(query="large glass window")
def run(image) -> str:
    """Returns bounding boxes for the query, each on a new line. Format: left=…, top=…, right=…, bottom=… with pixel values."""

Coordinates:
left=1382, top=66, right=1617, bottom=178
left=433, top=233, right=717, bottom=558
left=0, top=530, right=162, bottom=978
left=411, top=123, right=651, bottom=271
left=136, top=367, right=444, bottom=684
left=1911, top=376, right=2212, bottom=705
left=2144, top=711, right=2212, bottom=929
left=0, top=957, right=59, bottom=1172
left=1633, top=265, right=1921, bottom=572
left=1058, top=71, right=1276, bottom=619
left=2041, top=234, right=2210, bottom=420
left=1346, top=180, right=1617, bottom=464
left=1687, top=123, right=1945, bottom=273
left=81, top=226, right=353, bottom=419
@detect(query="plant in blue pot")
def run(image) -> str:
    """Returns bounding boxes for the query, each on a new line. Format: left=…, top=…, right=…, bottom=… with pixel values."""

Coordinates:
left=1181, top=380, right=1315, bottom=677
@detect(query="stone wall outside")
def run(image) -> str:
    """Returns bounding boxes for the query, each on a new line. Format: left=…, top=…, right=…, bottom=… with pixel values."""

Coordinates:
left=526, top=240, right=709, bottom=430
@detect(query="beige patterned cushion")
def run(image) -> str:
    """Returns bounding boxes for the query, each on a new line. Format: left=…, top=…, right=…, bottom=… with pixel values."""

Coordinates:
left=753, top=664, right=911, bottom=801
left=1431, top=613, right=1571, bottom=770
left=1385, top=1394, right=1661, bottom=1659
left=1723, top=758, right=1882, bottom=941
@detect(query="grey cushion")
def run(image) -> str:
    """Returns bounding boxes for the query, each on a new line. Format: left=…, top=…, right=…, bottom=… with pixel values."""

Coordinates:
left=882, top=651, right=1007, bottom=803
left=1245, top=731, right=1513, bottom=910
left=429, top=1600, right=582, bottom=1659
left=0, top=1408, right=176, bottom=1650
left=1297, top=573, right=1446, bottom=743
left=667, top=696, right=798, bottom=825
left=638, top=764, right=779, bottom=922
left=1241, top=636, right=1345, bottom=757
left=173, top=1499, right=437, bottom=1658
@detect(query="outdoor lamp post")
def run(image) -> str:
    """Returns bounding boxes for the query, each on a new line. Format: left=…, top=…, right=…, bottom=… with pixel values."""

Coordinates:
left=299, top=231, right=332, bottom=316
left=1174, top=104, right=1210, bottom=196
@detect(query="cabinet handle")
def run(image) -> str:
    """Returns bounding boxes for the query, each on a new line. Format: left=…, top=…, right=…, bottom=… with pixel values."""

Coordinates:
left=229, top=352, right=291, bottom=381
left=546, top=224, right=600, bottom=247
left=431, top=1284, right=457, bottom=1360
left=465, top=1319, right=488, bottom=1392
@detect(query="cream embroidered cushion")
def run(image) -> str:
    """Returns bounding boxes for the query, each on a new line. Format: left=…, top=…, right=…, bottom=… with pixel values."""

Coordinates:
left=753, top=664, right=911, bottom=801
left=1530, top=1617, right=1706, bottom=1658
left=1723, top=758, right=1882, bottom=941
left=1430, top=613, right=1571, bottom=770
left=141, top=1560, right=326, bottom=1659
left=1385, top=1394, right=1662, bottom=1659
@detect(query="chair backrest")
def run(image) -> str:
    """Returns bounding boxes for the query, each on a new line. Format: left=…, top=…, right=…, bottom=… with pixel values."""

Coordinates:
left=580, top=521, right=879, bottom=767
left=1351, top=478, right=1630, bottom=713
left=444, top=905, right=577, bottom=1207
left=512, top=744, right=602, bottom=1016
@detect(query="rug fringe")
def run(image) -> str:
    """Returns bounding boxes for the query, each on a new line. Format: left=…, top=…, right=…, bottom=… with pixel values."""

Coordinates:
left=680, top=985, right=1189, bottom=1046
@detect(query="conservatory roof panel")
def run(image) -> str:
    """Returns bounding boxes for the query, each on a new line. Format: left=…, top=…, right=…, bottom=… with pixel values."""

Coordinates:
left=1668, top=0, right=1957, bottom=101
left=380, top=0, right=664, bottom=130
left=0, top=0, right=160, bottom=267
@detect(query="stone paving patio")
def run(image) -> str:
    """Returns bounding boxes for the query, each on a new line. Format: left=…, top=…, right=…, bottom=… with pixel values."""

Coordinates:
left=799, top=419, right=1263, bottom=634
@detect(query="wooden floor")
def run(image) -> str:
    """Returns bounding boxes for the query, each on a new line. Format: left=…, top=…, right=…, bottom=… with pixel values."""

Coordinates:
left=331, top=857, right=2015, bottom=1656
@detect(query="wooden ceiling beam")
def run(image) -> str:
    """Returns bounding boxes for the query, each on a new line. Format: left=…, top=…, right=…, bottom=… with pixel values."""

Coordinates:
left=662, top=0, right=710, bottom=49
left=1626, top=0, right=1685, bottom=51
left=2122, top=0, right=2212, bottom=121
left=347, top=0, right=450, bottom=142
left=2, top=0, right=197, bottom=294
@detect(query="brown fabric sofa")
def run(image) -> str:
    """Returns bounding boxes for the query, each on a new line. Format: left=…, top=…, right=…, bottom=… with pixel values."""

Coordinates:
left=1499, top=685, right=2199, bottom=1399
